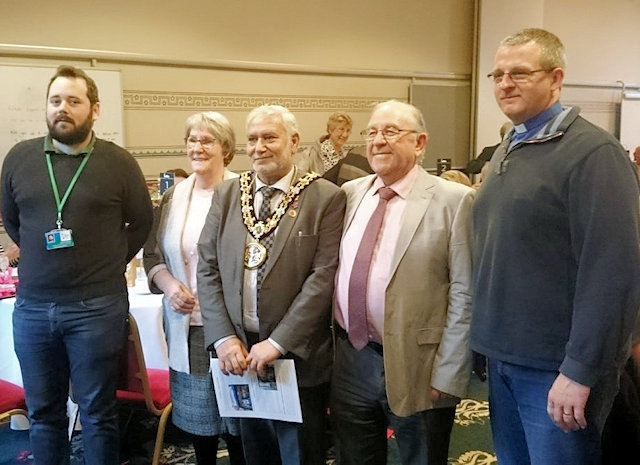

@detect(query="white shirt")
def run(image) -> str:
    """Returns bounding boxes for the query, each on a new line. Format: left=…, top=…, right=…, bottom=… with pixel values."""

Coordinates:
left=240, top=167, right=295, bottom=354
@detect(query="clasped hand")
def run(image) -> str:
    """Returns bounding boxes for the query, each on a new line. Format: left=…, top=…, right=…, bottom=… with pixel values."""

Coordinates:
left=216, top=337, right=281, bottom=377
left=156, top=271, right=196, bottom=314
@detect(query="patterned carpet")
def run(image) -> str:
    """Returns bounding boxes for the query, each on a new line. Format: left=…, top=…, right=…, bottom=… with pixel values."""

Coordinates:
left=0, top=377, right=495, bottom=465
left=447, top=376, right=496, bottom=465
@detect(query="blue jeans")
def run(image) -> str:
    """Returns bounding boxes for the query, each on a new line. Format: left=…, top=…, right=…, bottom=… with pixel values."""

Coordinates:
left=487, top=358, right=619, bottom=465
left=13, top=293, right=129, bottom=465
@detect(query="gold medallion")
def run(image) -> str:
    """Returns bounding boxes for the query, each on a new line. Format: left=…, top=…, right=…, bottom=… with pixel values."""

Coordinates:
left=239, top=170, right=320, bottom=241
left=244, top=242, right=267, bottom=269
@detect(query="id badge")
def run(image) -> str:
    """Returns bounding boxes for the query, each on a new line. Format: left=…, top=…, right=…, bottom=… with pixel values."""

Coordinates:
left=45, top=228, right=75, bottom=250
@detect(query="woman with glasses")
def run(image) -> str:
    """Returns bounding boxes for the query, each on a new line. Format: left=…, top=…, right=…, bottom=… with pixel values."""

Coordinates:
left=143, top=112, right=245, bottom=464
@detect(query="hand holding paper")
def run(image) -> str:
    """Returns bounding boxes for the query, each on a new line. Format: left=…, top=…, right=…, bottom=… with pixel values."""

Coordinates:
left=211, top=358, right=302, bottom=423
left=246, top=340, right=282, bottom=377
left=216, top=337, right=249, bottom=375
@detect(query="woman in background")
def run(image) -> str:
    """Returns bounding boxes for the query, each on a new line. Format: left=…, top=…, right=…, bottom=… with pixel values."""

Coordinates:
left=295, top=112, right=352, bottom=174
left=440, top=169, right=472, bottom=188
left=167, top=167, right=189, bottom=184
left=144, top=112, right=244, bottom=464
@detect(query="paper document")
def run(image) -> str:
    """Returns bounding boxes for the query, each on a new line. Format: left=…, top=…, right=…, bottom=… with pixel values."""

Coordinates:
left=210, top=358, right=302, bottom=423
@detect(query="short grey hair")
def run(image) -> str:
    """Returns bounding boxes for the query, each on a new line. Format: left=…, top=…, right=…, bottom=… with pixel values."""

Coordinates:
left=370, top=100, right=428, bottom=158
left=371, top=100, right=427, bottom=133
left=246, top=104, right=299, bottom=138
left=184, top=112, right=236, bottom=166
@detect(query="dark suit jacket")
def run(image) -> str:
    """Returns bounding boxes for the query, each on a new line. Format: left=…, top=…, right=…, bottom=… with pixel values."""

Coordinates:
left=323, top=146, right=373, bottom=186
left=197, top=172, right=346, bottom=387
left=466, top=143, right=499, bottom=174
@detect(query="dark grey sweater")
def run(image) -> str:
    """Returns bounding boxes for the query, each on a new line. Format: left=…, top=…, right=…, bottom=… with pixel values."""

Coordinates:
left=1, top=136, right=153, bottom=302
left=471, top=106, right=640, bottom=387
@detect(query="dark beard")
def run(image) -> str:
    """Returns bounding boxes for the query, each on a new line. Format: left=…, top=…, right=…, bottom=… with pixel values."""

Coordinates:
left=47, top=115, right=94, bottom=146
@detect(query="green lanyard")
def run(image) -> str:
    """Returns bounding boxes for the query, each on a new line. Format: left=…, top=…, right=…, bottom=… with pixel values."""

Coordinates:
left=45, top=149, right=93, bottom=229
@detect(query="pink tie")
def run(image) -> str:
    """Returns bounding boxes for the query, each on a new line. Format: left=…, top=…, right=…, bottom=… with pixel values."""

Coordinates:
left=348, top=186, right=397, bottom=350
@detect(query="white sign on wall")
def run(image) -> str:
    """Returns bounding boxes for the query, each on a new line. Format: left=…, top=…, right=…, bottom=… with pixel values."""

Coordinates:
left=0, top=64, right=123, bottom=164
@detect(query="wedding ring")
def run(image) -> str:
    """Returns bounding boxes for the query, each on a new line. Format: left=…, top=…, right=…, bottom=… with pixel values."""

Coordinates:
left=562, top=411, right=572, bottom=415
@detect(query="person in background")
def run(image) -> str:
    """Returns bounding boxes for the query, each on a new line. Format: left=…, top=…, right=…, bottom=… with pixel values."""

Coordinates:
left=466, top=121, right=512, bottom=176
left=471, top=162, right=491, bottom=190
left=439, top=169, right=472, bottom=187
left=295, top=112, right=353, bottom=175
left=198, top=104, right=346, bottom=465
left=601, top=313, right=640, bottom=464
left=330, top=100, right=474, bottom=465
left=143, top=112, right=245, bottom=464
left=471, top=28, right=640, bottom=464
left=322, top=145, right=374, bottom=186
left=167, top=167, right=189, bottom=184
left=0, top=65, right=153, bottom=465
left=632, top=146, right=640, bottom=178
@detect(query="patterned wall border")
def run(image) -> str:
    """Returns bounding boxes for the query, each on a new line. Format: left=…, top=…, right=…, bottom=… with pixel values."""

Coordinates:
left=129, top=143, right=364, bottom=158
left=123, top=91, right=395, bottom=112
left=130, top=146, right=185, bottom=157
left=126, top=97, right=619, bottom=157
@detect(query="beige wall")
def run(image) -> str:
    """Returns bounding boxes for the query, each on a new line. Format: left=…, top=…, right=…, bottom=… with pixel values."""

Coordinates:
left=476, top=0, right=640, bottom=153
left=1, top=1, right=473, bottom=73
left=0, top=0, right=474, bottom=175
left=1, top=0, right=639, bottom=178
left=544, top=0, right=640, bottom=83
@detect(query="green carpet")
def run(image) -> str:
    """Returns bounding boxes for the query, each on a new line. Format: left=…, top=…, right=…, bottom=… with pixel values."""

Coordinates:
left=447, top=376, right=496, bottom=464
left=155, top=376, right=496, bottom=465
left=0, top=377, right=495, bottom=465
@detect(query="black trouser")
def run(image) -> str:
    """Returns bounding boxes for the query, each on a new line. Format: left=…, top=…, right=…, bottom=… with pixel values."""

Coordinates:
left=242, top=332, right=330, bottom=465
left=330, top=333, right=456, bottom=465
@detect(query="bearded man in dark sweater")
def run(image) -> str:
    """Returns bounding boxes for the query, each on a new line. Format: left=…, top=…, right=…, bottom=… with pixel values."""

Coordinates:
left=0, top=65, right=153, bottom=465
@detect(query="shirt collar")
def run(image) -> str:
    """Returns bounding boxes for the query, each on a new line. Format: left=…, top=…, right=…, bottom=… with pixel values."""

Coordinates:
left=371, top=164, right=419, bottom=200
left=254, top=166, right=295, bottom=193
left=44, top=132, right=96, bottom=157
left=512, top=102, right=563, bottom=136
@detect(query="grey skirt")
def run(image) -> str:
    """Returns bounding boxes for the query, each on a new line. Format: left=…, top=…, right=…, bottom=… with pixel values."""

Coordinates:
left=170, top=326, right=240, bottom=436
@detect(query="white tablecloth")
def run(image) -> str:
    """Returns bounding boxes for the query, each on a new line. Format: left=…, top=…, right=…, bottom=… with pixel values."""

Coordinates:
left=0, top=298, right=22, bottom=387
left=128, top=289, right=168, bottom=369
left=0, top=288, right=167, bottom=389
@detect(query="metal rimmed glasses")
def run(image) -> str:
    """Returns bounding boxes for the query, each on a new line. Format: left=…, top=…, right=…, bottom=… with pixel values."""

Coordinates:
left=487, top=68, right=552, bottom=84
left=360, top=127, right=419, bottom=143
left=186, top=136, right=217, bottom=150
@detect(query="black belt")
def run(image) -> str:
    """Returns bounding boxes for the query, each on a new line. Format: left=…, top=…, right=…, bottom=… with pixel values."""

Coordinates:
left=334, top=324, right=383, bottom=356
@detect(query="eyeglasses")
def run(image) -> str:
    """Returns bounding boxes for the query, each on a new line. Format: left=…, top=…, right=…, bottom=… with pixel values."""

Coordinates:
left=360, top=127, right=418, bottom=142
left=487, top=69, right=552, bottom=84
left=186, top=136, right=217, bottom=150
